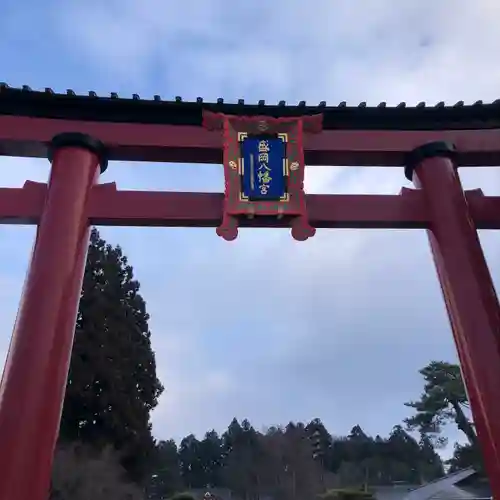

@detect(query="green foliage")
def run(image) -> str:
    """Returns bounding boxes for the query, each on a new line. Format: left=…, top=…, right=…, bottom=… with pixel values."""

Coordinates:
left=306, top=418, right=332, bottom=461
left=147, top=418, right=444, bottom=500
left=168, top=493, right=196, bottom=500
left=59, top=228, right=164, bottom=483
left=147, top=440, right=183, bottom=499
left=447, top=442, right=484, bottom=473
left=50, top=443, right=143, bottom=500
left=318, top=488, right=375, bottom=500
left=404, top=361, right=476, bottom=448
left=418, top=434, right=447, bottom=481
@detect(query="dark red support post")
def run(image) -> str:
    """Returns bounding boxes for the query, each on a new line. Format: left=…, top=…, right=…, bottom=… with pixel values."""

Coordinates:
left=0, top=133, right=106, bottom=500
left=407, top=142, right=500, bottom=496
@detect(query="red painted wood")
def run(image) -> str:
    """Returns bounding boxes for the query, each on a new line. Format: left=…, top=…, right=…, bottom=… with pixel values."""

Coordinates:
left=0, top=115, right=500, bottom=165
left=0, top=146, right=100, bottom=500
left=204, top=112, right=318, bottom=240
left=87, top=185, right=429, bottom=228
left=428, top=237, right=496, bottom=487
left=412, top=154, right=500, bottom=497
left=6, top=182, right=500, bottom=230
left=1, top=95, right=500, bottom=494
left=0, top=181, right=46, bottom=223
left=0, top=118, right=499, bottom=493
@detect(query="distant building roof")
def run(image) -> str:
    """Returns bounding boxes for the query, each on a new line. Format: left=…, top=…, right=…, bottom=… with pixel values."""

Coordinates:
left=374, top=484, right=421, bottom=500
left=402, top=468, right=491, bottom=500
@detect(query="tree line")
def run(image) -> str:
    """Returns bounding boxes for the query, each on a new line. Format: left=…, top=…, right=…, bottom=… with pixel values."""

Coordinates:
left=147, top=419, right=445, bottom=500
left=48, top=229, right=483, bottom=499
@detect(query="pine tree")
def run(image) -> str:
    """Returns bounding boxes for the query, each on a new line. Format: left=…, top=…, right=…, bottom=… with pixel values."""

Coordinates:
left=178, top=434, right=205, bottom=489
left=147, top=440, right=183, bottom=499
left=405, top=361, right=475, bottom=447
left=221, top=419, right=262, bottom=499
left=59, top=228, right=164, bottom=483
left=419, top=435, right=445, bottom=480
left=199, top=430, right=224, bottom=488
left=305, top=418, right=332, bottom=463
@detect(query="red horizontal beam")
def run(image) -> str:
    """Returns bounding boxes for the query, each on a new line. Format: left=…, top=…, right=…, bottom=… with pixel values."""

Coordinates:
left=0, top=181, right=46, bottom=224
left=3, top=182, right=500, bottom=230
left=0, top=115, right=500, bottom=166
left=87, top=184, right=428, bottom=229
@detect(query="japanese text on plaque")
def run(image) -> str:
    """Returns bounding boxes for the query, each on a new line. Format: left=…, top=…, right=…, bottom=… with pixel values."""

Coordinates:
left=257, top=140, right=272, bottom=195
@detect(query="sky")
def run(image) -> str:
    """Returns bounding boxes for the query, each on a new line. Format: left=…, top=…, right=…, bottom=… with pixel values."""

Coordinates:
left=1, top=0, right=500, bottom=457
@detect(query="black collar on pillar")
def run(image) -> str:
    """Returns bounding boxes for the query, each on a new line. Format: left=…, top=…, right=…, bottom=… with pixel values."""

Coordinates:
left=48, top=132, right=108, bottom=173
left=405, top=141, right=457, bottom=181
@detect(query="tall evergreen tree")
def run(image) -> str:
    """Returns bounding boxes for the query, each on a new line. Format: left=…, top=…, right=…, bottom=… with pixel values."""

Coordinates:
left=447, top=442, right=484, bottom=474
left=147, top=440, right=183, bottom=499
left=221, top=419, right=263, bottom=499
left=418, top=435, right=445, bottom=480
left=281, top=422, right=323, bottom=499
left=386, top=426, right=422, bottom=483
left=306, top=418, right=332, bottom=464
left=59, top=228, right=164, bottom=483
left=199, top=430, right=224, bottom=487
left=178, top=434, right=204, bottom=489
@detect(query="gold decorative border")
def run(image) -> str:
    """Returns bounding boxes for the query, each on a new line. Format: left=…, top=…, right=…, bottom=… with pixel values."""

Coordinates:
left=237, top=133, right=290, bottom=202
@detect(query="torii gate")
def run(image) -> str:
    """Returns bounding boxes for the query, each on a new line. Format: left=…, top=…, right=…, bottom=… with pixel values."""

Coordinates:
left=0, top=86, right=500, bottom=499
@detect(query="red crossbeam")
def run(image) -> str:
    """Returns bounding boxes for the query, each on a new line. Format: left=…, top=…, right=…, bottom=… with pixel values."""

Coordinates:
left=0, top=116, right=500, bottom=165
left=4, top=182, right=500, bottom=229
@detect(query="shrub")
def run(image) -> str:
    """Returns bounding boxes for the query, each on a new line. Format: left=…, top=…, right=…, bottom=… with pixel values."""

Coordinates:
left=318, top=488, right=375, bottom=500
left=168, top=493, right=196, bottom=500
left=50, top=442, right=144, bottom=500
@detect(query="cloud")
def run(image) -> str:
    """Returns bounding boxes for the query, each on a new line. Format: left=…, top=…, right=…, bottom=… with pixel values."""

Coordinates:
left=1, top=1, right=500, bottom=458
left=51, top=0, right=500, bottom=103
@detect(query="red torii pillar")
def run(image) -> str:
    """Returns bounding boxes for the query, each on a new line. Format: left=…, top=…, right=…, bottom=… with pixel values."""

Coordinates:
left=407, top=142, right=500, bottom=495
left=0, top=133, right=106, bottom=500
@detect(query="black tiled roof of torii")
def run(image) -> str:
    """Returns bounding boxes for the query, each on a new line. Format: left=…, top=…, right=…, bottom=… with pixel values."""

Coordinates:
left=0, top=83, right=499, bottom=131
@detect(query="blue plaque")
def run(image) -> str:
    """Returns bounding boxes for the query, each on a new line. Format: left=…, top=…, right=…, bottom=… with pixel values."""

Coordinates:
left=240, top=137, right=286, bottom=200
